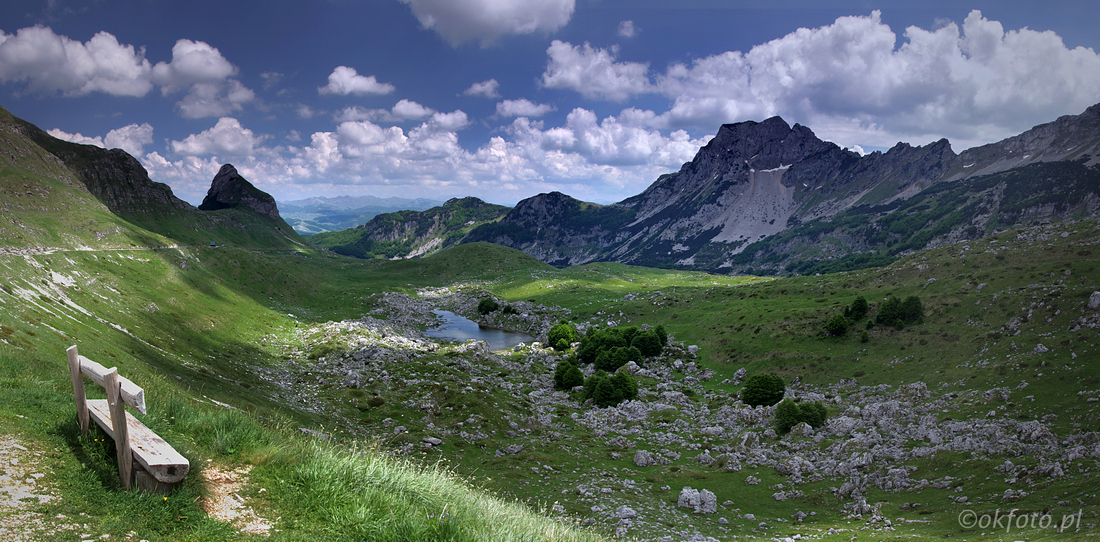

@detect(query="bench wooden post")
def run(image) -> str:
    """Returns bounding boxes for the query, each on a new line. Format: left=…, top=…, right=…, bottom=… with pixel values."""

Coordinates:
left=105, top=367, right=133, bottom=490
left=66, top=345, right=89, bottom=435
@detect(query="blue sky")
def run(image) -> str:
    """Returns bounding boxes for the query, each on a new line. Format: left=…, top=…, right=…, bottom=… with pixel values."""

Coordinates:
left=3, top=0, right=1099, bottom=206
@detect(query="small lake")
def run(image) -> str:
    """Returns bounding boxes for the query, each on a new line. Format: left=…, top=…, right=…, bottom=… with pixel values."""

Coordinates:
left=425, top=310, right=534, bottom=350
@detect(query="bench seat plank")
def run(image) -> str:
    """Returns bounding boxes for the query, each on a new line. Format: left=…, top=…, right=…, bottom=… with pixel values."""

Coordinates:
left=87, top=399, right=189, bottom=483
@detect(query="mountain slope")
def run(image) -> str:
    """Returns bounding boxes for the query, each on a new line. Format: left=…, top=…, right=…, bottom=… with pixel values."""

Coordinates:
left=467, top=103, right=1100, bottom=273
left=309, top=196, right=509, bottom=259
left=0, top=106, right=305, bottom=250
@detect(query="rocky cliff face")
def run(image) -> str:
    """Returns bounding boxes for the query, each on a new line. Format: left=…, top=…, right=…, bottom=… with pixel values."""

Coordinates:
left=199, top=164, right=282, bottom=221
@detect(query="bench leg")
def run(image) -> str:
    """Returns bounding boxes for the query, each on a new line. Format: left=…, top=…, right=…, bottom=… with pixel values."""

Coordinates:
left=66, top=346, right=89, bottom=435
left=105, top=368, right=132, bottom=490
left=133, top=465, right=175, bottom=495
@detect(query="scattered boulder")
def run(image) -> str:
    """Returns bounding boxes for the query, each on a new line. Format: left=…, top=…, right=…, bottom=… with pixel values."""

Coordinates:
left=1088, top=291, right=1100, bottom=310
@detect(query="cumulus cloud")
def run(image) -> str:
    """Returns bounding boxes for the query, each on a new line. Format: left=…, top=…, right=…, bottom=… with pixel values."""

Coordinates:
left=170, top=117, right=260, bottom=157
left=176, top=79, right=255, bottom=119
left=541, top=40, right=652, bottom=101
left=391, top=99, right=435, bottom=120
left=496, top=98, right=554, bottom=117
left=0, top=26, right=153, bottom=96
left=318, top=66, right=395, bottom=96
left=47, top=122, right=154, bottom=157
left=333, top=100, right=438, bottom=123
left=150, top=39, right=237, bottom=91
left=617, top=20, right=637, bottom=38
left=47, top=128, right=104, bottom=147
left=104, top=123, right=154, bottom=156
left=400, top=0, right=575, bottom=47
left=463, top=78, right=500, bottom=98
left=542, top=11, right=1100, bottom=149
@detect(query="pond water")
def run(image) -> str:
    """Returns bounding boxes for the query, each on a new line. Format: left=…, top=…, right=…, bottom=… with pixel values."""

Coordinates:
left=424, top=310, right=534, bottom=350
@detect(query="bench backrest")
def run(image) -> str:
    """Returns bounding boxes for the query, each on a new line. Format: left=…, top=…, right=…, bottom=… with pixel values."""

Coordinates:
left=67, top=346, right=146, bottom=415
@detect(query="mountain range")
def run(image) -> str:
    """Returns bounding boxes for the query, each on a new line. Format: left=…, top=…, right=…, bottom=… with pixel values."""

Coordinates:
left=463, top=103, right=1100, bottom=273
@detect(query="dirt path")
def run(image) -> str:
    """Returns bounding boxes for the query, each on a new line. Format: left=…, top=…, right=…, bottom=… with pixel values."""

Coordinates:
left=0, top=435, right=83, bottom=541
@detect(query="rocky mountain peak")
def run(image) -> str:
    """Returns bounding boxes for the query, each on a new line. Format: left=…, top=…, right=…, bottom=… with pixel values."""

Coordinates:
left=507, top=191, right=583, bottom=229
left=199, top=164, right=282, bottom=221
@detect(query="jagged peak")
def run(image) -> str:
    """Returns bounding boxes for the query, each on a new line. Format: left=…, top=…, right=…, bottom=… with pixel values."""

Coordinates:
left=199, top=163, right=282, bottom=221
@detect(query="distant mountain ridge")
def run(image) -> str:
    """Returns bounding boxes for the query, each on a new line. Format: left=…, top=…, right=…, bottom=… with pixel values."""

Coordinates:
left=464, top=103, right=1100, bottom=274
left=279, top=195, right=442, bottom=235
left=309, top=197, right=508, bottom=259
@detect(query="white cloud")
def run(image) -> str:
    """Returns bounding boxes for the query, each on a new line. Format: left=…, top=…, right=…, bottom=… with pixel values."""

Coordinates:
left=391, top=99, right=435, bottom=120
left=0, top=26, right=153, bottom=96
left=541, top=40, right=652, bottom=101
left=318, top=66, right=395, bottom=96
left=176, top=79, right=255, bottom=119
left=496, top=98, right=554, bottom=117
left=617, top=20, right=637, bottom=38
left=145, top=38, right=254, bottom=118
left=46, top=122, right=154, bottom=157
left=333, top=100, right=437, bottom=123
left=150, top=39, right=237, bottom=91
left=104, top=123, right=154, bottom=156
left=170, top=117, right=260, bottom=157
left=544, top=11, right=1100, bottom=150
left=463, top=78, right=500, bottom=98
left=297, top=104, right=317, bottom=119
left=47, top=128, right=104, bottom=147
left=428, top=110, right=470, bottom=131
left=399, top=0, right=575, bottom=47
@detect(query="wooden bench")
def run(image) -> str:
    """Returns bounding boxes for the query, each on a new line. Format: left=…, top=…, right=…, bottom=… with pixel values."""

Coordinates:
left=66, top=345, right=189, bottom=493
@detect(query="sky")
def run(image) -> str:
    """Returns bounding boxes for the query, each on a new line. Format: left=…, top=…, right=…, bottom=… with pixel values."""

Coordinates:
left=2, top=0, right=1100, bottom=206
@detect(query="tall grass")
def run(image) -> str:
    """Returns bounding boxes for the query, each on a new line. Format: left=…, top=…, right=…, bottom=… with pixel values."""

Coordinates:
left=257, top=439, right=602, bottom=542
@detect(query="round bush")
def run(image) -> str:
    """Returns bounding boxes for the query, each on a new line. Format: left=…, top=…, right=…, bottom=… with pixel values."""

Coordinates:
left=825, top=314, right=850, bottom=336
left=477, top=298, right=499, bottom=314
left=741, top=374, right=785, bottom=407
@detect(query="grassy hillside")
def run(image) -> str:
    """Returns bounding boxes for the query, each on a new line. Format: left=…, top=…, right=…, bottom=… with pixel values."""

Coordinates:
left=4, top=214, right=1099, bottom=540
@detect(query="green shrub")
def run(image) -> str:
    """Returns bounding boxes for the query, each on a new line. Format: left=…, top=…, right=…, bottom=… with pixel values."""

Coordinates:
left=825, top=314, right=850, bottom=336
left=548, top=322, right=578, bottom=351
left=899, top=295, right=923, bottom=324
left=847, top=296, right=869, bottom=320
left=774, top=399, right=829, bottom=435
left=875, top=296, right=902, bottom=327
left=611, top=372, right=638, bottom=402
left=477, top=298, right=499, bottom=314
left=553, top=359, right=584, bottom=390
left=501, top=304, right=517, bottom=315
left=774, top=399, right=802, bottom=434
left=583, top=370, right=637, bottom=407
left=630, top=329, right=663, bottom=357
left=654, top=325, right=668, bottom=346
left=860, top=330, right=870, bottom=343
left=741, top=374, right=785, bottom=407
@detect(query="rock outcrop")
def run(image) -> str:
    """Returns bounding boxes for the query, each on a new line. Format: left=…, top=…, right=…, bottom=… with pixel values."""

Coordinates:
left=199, top=164, right=282, bottom=221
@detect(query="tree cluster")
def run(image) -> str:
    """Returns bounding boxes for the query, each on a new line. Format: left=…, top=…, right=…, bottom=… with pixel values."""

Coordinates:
left=774, top=399, right=829, bottom=435
left=554, top=359, right=638, bottom=408
left=875, top=295, right=923, bottom=329
left=577, top=325, right=666, bottom=372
